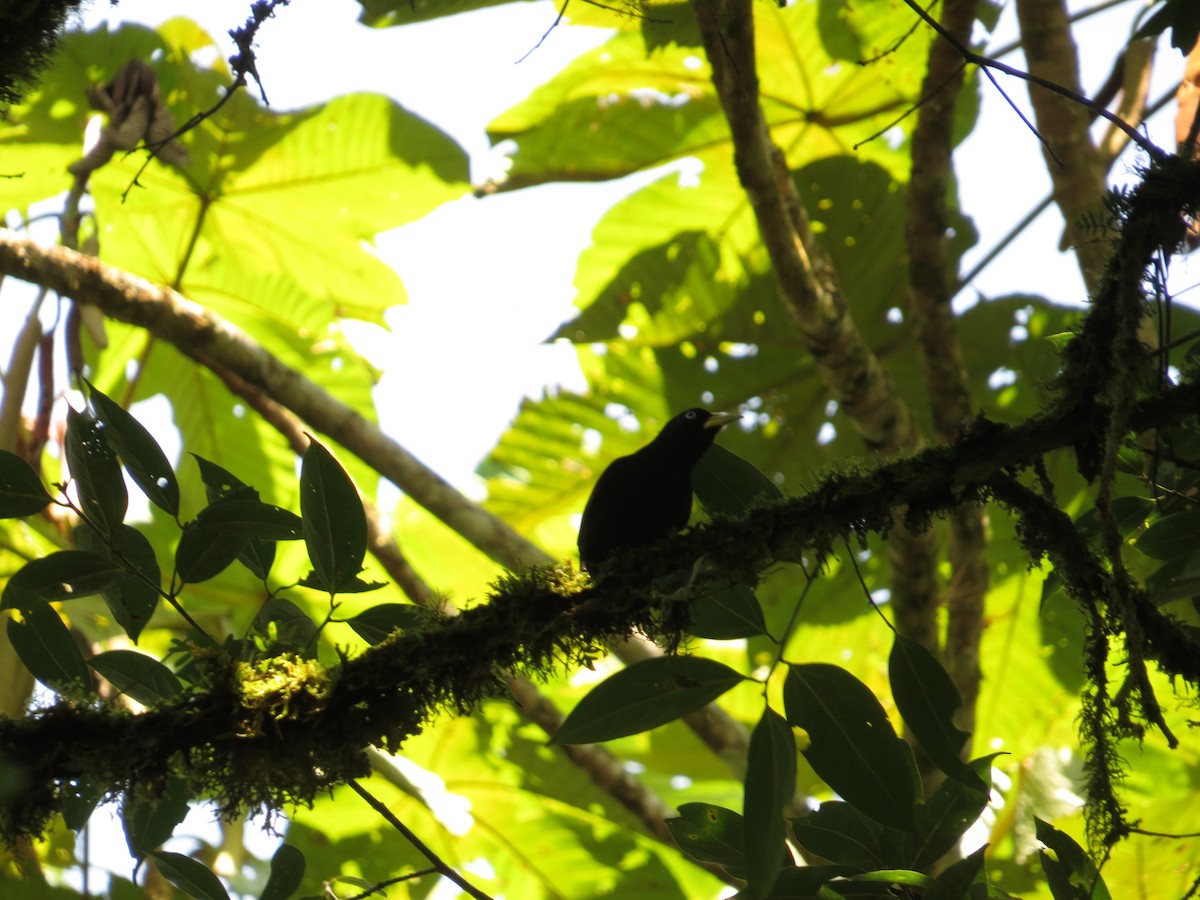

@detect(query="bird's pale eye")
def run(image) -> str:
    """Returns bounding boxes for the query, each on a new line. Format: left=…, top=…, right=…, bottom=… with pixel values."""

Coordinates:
left=685, top=411, right=697, bottom=419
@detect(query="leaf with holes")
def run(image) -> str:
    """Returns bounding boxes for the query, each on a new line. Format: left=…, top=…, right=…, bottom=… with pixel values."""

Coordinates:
left=86, top=379, right=180, bottom=517
left=65, top=407, right=128, bottom=535
left=784, top=663, right=920, bottom=831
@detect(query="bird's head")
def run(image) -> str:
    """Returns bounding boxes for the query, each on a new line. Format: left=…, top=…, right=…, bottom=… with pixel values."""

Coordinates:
left=647, top=408, right=740, bottom=466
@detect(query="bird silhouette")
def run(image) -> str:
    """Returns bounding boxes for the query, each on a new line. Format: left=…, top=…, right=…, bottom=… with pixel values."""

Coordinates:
left=577, top=408, right=739, bottom=572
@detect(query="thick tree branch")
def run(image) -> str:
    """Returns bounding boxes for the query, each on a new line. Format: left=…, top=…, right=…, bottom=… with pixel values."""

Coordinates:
left=2, top=374, right=1198, bottom=839
left=904, top=0, right=988, bottom=741
left=1013, top=0, right=1112, bottom=295
left=188, top=354, right=690, bottom=854
left=0, top=230, right=756, bottom=838
left=689, top=0, right=942, bottom=657
left=0, top=230, right=548, bottom=574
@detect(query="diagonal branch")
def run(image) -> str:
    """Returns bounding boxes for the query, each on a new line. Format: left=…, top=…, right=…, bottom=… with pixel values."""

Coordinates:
left=0, top=228, right=755, bottom=836
left=190, top=353, right=690, bottom=855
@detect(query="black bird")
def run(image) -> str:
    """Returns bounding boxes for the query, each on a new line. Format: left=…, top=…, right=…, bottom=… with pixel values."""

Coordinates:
left=577, top=408, right=740, bottom=572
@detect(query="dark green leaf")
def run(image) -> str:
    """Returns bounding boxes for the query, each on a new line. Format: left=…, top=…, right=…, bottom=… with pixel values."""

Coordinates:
left=194, top=498, right=303, bottom=540
left=7, top=603, right=84, bottom=692
left=237, top=538, right=276, bottom=581
left=90, top=650, right=182, bottom=706
left=791, top=801, right=910, bottom=869
left=1074, top=496, right=1152, bottom=541
left=148, top=850, right=231, bottom=900
left=1133, top=0, right=1200, bottom=53
left=300, top=438, right=367, bottom=594
left=889, top=635, right=985, bottom=791
left=298, top=573, right=386, bottom=594
left=743, top=708, right=796, bottom=899
left=252, top=596, right=319, bottom=655
left=76, top=524, right=162, bottom=642
left=666, top=803, right=746, bottom=874
left=191, top=457, right=279, bottom=575
left=175, top=524, right=247, bottom=584
left=552, top=656, right=745, bottom=744
left=910, top=758, right=993, bottom=869
left=191, top=454, right=256, bottom=502
left=345, top=603, right=434, bottom=644
left=689, top=583, right=768, bottom=639
left=124, top=777, right=191, bottom=859
left=1, top=550, right=122, bottom=610
left=7, top=602, right=91, bottom=693
left=767, top=864, right=858, bottom=896
left=61, top=776, right=105, bottom=832
left=693, top=442, right=784, bottom=517
left=86, top=379, right=180, bottom=517
left=783, top=663, right=920, bottom=831
left=260, top=844, right=306, bottom=900
left=925, top=846, right=987, bottom=900
left=1135, top=508, right=1200, bottom=560
left=1036, top=818, right=1111, bottom=900
left=0, top=449, right=53, bottom=517
left=65, top=408, right=128, bottom=535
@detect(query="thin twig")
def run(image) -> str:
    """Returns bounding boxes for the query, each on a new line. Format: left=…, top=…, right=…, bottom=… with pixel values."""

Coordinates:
left=901, top=0, right=1165, bottom=161
left=346, top=779, right=494, bottom=900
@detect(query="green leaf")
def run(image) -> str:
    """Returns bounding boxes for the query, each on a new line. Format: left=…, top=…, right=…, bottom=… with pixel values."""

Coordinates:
left=251, top=596, right=319, bottom=655
left=666, top=803, right=746, bottom=874
left=300, top=438, right=368, bottom=594
left=125, top=777, right=191, bottom=859
left=189, top=458, right=282, bottom=580
left=61, top=776, right=106, bottom=832
left=743, top=708, right=796, bottom=899
left=175, top=523, right=247, bottom=584
left=552, top=656, right=745, bottom=744
left=783, top=663, right=920, bottom=831
left=1, top=550, right=123, bottom=610
left=75, top=523, right=162, bottom=642
left=148, top=850, right=231, bottom=900
left=910, top=758, right=993, bottom=869
left=194, top=498, right=304, bottom=540
left=345, top=603, right=434, bottom=644
left=889, top=635, right=986, bottom=791
left=693, top=443, right=784, bottom=518
left=7, top=603, right=92, bottom=694
left=0, top=450, right=53, bottom=517
left=925, top=846, right=987, bottom=900
left=65, top=408, right=128, bottom=535
left=192, top=454, right=256, bottom=502
left=1036, top=818, right=1111, bottom=900
left=689, top=583, right=768, bottom=639
left=260, top=844, right=306, bottom=900
left=90, top=650, right=182, bottom=706
left=791, top=801, right=910, bottom=870
left=1135, top=508, right=1200, bottom=560
left=86, top=379, right=181, bottom=517
left=1133, top=0, right=1200, bottom=53
left=766, top=864, right=858, bottom=896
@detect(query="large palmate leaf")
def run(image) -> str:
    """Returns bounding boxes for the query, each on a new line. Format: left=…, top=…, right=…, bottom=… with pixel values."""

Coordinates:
left=489, top=0, right=943, bottom=189
left=3, top=17, right=468, bottom=387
